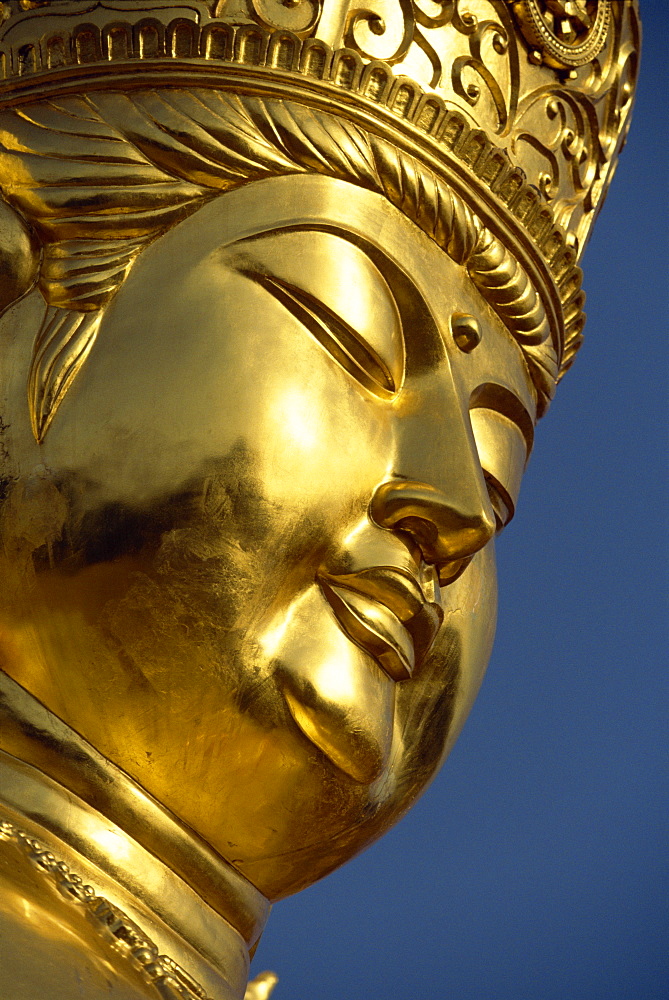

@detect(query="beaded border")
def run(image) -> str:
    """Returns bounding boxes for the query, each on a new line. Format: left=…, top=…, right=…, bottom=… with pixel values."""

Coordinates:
left=511, top=0, right=612, bottom=69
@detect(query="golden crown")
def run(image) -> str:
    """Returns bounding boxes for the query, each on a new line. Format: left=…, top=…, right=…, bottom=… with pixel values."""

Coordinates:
left=0, top=0, right=640, bottom=374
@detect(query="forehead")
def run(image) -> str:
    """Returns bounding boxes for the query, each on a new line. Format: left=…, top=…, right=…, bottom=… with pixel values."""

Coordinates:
left=160, top=172, right=538, bottom=419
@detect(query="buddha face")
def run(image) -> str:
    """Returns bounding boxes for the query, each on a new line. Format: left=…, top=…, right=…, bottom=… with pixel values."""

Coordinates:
left=0, top=174, right=536, bottom=900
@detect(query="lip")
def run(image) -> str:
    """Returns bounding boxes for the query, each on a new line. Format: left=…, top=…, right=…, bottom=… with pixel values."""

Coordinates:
left=317, top=567, right=444, bottom=682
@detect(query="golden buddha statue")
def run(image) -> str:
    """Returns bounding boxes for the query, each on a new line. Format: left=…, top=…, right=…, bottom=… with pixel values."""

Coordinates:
left=0, top=2, right=639, bottom=997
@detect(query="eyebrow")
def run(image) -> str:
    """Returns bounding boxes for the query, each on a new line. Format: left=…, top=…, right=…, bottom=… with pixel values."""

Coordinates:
left=469, top=382, right=535, bottom=459
left=232, top=224, right=401, bottom=309
left=235, top=223, right=401, bottom=293
left=232, top=222, right=403, bottom=327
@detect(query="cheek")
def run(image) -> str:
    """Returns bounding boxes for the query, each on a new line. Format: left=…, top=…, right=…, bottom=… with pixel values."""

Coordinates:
left=254, top=374, right=393, bottom=511
left=210, top=288, right=395, bottom=515
left=451, top=543, right=498, bottom=713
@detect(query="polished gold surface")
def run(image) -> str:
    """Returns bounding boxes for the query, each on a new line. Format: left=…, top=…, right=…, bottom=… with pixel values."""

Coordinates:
left=0, top=1, right=638, bottom=996
left=2, top=171, right=525, bottom=898
left=0, top=746, right=250, bottom=1000
left=0, top=670, right=271, bottom=947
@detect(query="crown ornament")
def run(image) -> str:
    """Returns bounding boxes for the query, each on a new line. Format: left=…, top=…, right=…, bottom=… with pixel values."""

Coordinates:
left=0, top=0, right=639, bottom=377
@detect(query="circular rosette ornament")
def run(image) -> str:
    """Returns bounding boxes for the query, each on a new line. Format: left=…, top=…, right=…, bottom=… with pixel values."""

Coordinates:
left=511, top=0, right=611, bottom=69
left=250, top=0, right=321, bottom=37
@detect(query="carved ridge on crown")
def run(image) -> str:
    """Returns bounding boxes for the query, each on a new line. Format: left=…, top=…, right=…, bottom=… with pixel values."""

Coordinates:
left=0, top=0, right=640, bottom=375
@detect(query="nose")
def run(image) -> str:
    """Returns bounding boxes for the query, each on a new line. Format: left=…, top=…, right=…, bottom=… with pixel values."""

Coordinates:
left=370, top=378, right=496, bottom=567
left=371, top=480, right=495, bottom=565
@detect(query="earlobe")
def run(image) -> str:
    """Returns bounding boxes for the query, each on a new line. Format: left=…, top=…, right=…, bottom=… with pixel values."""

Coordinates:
left=0, top=200, right=40, bottom=317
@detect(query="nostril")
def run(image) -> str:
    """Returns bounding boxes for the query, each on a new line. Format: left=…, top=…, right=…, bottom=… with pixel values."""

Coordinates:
left=370, top=479, right=495, bottom=564
left=392, top=516, right=439, bottom=557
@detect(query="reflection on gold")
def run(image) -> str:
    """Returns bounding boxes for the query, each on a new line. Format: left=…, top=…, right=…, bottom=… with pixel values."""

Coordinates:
left=274, top=386, right=320, bottom=454
left=310, top=653, right=360, bottom=707
left=90, top=827, right=136, bottom=867
left=0, top=0, right=638, bottom=996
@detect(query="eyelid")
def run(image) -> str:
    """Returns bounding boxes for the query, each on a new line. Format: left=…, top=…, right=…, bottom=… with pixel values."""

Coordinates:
left=237, top=267, right=398, bottom=398
left=469, top=401, right=529, bottom=529
left=484, top=473, right=513, bottom=532
left=469, top=382, right=534, bottom=460
left=227, top=228, right=404, bottom=394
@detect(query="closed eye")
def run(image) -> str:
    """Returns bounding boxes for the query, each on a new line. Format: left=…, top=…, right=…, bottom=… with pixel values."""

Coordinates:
left=470, top=383, right=533, bottom=531
left=238, top=268, right=398, bottom=398
left=483, top=472, right=513, bottom=532
left=225, top=228, right=404, bottom=398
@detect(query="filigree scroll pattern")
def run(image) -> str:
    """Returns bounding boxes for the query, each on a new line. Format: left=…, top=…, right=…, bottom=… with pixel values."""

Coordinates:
left=449, top=6, right=519, bottom=134
left=510, top=0, right=639, bottom=244
left=324, top=0, right=637, bottom=248
left=342, top=0, right=519, bottom=134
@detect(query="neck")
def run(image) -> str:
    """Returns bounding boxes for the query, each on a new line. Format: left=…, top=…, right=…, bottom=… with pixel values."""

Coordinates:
left=0, top=670, right=271, bottom=1000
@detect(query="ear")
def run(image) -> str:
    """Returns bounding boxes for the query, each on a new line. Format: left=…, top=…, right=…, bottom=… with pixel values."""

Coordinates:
left=0, top=199, right=40, bottom=316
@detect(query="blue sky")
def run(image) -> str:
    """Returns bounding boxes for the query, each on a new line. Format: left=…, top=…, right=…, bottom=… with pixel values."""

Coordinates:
left=254, top=6, right=668, bottom=998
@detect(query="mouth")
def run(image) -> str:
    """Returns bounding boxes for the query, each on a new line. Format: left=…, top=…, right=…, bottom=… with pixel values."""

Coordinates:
left=317, top=566, right=445, bottom=682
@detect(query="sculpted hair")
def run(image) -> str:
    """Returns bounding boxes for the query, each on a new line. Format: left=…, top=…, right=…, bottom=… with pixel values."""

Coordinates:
left=0, top=90, right=558, bottom=441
